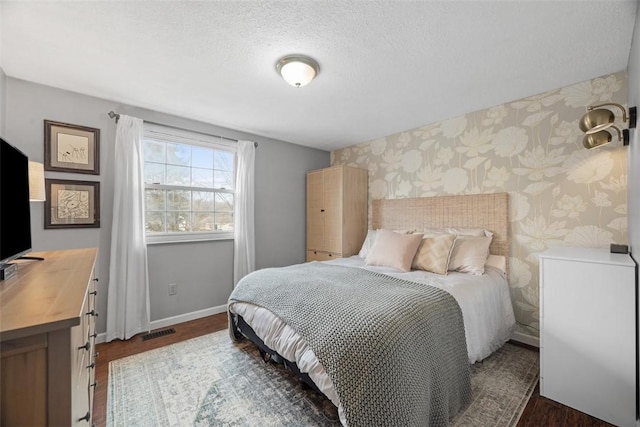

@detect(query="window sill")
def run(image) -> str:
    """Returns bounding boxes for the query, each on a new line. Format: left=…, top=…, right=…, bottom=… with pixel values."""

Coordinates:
left=146, top=232, right=234, bottom=245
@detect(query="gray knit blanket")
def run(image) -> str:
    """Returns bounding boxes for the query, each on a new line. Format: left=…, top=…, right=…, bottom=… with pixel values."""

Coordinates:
left=228, top=262, right=471, bottom=427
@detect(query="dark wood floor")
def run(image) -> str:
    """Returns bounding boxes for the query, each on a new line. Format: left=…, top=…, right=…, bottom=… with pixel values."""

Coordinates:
left=93, top=313, right=613, bottom=427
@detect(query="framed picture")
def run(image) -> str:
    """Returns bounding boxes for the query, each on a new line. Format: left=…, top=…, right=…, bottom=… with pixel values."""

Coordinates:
left=44, top=120, right=100, bottom=175
left=45, top=179, right=100, bottom=229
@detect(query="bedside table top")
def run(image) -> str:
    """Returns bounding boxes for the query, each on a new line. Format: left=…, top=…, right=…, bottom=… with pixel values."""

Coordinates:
left=539, top=245, right=636, bottom=267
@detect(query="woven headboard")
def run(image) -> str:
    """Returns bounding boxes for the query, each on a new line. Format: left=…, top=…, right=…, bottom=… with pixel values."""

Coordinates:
left=372, top=192, right=510, bottom=273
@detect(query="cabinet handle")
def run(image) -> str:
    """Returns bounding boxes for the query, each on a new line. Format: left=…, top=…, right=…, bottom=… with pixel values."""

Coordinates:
left=320, top=209, right=325, bottom=212
left=78, top=341, right=90, bottom=351
left=87, top=362, right=95, bottom=369
left=91, top=381, right=98, bottom=389
left=89, top=290, right=98, bottom=296
left=93, top=278, right=99, bottom=282
left=78, top=411, right=91, bottom=422
left=90, top=332, right=98, bottom=339
left=86, top=310, right=99, bottom=317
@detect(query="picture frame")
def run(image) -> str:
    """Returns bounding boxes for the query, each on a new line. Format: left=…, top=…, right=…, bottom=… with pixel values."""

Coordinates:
left=44, top=120, right=100, bottom=175
left=45, top=179, right=100, bottom=229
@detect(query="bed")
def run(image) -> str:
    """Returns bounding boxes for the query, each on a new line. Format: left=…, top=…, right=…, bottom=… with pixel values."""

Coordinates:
left=228, top=193, right=516, bottom=426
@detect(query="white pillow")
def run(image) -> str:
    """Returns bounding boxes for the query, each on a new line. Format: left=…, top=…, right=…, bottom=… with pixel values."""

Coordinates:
left=485, top=254, right=506, bottom=274
left=448, top=235, right=492, bottom=275
left=365, top=229, right=423, bottom=272
left=358, top=229, right=379, bottom=258
left=358, top=229, right=413, bottom=258
left=446, top=227, right=494, bottom=238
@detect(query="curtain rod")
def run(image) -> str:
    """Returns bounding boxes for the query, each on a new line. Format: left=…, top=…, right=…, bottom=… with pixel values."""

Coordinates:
left=107, top=110, right=258, bottom=147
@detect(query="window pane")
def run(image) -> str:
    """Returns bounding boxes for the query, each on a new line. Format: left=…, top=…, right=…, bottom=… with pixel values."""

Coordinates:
left=192, top=167, right=213, bottom=188
left=167, top=190, right=191, bottom=211
left=167, top=212, right=191, bottom=232
left=192, top=212, right=214, bottom=231
left=146, top=211, right=165, bottom=233
left=144, top=139, right=166, bottom=163
left=167, top=143, right=191, bottom=166
left=192, top=146, right=213, bottom=169
left=193, top=191, right=214, bottom=211
left=215, top=212, right=233, bottom=231
left=145, top=189, right=166, bottom=211
left=166, top=165, right=190, bottom=186
left=143, top=126, right=235, bottom=238
left=215, top=193, right=233, bottom=212
left=214, top=170, right=234, bottom=189
left=214, top=150, right=234, bottom=171
left=145, top=162, right=166, bottom=185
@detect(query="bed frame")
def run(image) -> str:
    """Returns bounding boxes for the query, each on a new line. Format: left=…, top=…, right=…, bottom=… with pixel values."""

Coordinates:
left=231, top=192, right=511, bottom=398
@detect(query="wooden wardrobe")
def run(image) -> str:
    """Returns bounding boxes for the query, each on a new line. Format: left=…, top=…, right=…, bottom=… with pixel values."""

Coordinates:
left=306, top=165, right=368, bottom=261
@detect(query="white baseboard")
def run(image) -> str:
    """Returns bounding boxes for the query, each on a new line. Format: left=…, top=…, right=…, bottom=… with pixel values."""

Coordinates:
left=95, top=304, right=228, bottom=344
left=511, top=330, right=540, bottom=348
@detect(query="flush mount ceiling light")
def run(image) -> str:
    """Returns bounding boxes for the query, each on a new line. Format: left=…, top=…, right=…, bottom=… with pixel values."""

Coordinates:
left=276, top=55, right=320, bottom=88
left=578, top=103, right=636, bottom=149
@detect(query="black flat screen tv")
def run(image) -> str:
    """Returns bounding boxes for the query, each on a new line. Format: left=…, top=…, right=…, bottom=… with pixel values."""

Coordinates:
left=0, top=137, right=32, bottom=266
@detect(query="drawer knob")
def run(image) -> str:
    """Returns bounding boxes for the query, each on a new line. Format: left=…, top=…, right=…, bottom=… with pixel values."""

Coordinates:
left=78, top=411, right=90, bottom=422
left=87, top=362, right=95, bottom=369
left=86, top=310, right=99, bottom=317
left=78, top=341, right=90, bottom=351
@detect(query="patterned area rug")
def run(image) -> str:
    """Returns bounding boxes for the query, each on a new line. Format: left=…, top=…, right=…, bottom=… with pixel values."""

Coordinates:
left=107, top=331, right=539, bottom=426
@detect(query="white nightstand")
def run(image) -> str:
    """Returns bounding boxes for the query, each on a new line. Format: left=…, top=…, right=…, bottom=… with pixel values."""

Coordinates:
left=539, top=246, right=637, bottom=427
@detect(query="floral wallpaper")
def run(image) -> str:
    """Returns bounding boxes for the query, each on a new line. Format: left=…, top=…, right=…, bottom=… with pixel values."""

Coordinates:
left=331, top=72, right=628, bottom=339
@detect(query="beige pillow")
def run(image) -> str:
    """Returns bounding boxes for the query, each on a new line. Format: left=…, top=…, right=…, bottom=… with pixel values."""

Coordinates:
left=411, top=234, right=457, bottom=275
left=365, top=229, right=423, bottom=272
left=448, top=235, right=492, bottom=275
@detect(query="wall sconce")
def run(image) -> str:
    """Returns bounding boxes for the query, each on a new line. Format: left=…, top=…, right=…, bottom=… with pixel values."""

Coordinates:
left=579, top=103, right=636, bottom=149
left=28, top=161, right=46, bottom=202
left=276, top=55, right=320, bottom=88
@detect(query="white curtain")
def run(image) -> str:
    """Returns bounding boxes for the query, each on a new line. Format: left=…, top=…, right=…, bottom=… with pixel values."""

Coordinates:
left=106, top=115, right=150, bottom=341
left=233, top=140, right=256, bottom=286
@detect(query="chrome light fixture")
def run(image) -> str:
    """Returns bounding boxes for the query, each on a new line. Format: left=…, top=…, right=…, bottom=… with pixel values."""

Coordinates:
left=579, top=103, right=636, bottom=149
left=276, top=55, right=320, bottom=88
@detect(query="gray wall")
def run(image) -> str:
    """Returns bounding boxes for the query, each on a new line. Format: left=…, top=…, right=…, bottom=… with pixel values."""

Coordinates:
left=628, top=8, right=640, bottom=260
left=4, top=77, right=329, bottom=333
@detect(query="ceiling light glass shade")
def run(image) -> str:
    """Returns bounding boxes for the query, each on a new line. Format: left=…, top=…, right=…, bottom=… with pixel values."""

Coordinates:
left=579, top=109, right=615, bottom=134
left=28, top=161, right=46, bottom=201
left=276, top=55, right=319, bottom=88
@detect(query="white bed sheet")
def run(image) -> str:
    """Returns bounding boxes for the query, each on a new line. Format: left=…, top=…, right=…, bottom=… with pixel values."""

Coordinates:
left=228, top=256, right=516, bottom=425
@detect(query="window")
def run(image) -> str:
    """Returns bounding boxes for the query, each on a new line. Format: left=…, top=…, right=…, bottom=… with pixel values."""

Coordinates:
left=143, top=123, right=236, bottom=243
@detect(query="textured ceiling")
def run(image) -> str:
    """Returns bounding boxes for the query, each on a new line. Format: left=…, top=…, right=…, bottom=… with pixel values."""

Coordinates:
left=0, top=1, right=637, bottom=151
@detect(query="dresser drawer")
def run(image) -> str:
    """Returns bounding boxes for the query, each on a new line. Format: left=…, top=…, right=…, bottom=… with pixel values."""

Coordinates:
left=306, top=250, right=341, bottom=262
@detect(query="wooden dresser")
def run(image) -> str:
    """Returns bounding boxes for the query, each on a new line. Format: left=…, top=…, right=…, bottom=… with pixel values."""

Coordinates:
left=0, top=248, right=99, bottom=426
left=306, top=165, right=368, bottom=261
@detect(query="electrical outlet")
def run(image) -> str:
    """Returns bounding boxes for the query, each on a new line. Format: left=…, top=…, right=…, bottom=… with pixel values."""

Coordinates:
left=168, top=283, right=177, bottom=296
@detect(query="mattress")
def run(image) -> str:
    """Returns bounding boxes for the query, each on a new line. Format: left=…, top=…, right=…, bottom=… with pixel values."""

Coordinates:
left=228, top=256, right=516, bottom=426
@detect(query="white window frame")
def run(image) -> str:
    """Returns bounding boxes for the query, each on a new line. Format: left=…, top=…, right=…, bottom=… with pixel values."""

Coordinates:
left=143, top=123, right=237, bottom=244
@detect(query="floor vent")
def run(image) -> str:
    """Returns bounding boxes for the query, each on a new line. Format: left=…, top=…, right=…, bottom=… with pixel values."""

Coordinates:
left=141, top=328, right=176, bottom=341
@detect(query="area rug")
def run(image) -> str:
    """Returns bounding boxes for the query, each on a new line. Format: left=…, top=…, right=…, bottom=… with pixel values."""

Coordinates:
left=107, top=331, right=539, bottom=426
